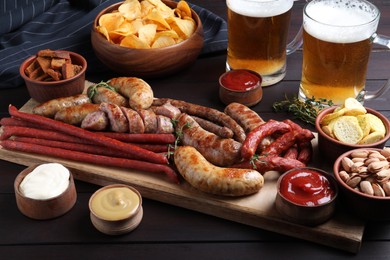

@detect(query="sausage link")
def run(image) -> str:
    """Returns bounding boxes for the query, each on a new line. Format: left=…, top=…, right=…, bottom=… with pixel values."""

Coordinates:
left=88, top=85, right=128, bottom=107
left=54, top=103, right=100, bottom=125
left=174, top=146, right=263, bottom=196
left=8, top=105, right=168, bottom=164
left=192, top=116, right=234, bottom=139
left=109, top=77, right=154, bottom=110
left=153, top=98, right=246, bottom=143
left=1, top=139, right=178, bottom=184
left=32, top=94, right=91, bottom=118
left=241, top=120, right=291, bottom=160
left=224, top=102, right=265, bottom=133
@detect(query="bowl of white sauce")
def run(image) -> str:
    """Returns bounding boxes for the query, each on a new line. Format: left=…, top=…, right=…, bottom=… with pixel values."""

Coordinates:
left=14, top=163, right=77, bottom=220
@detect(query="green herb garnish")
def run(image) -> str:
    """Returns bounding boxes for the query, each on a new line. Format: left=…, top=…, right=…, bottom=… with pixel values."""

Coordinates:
left=272, top=95, right=333, bottom=125
left=87, top=81, right=117, bottom=99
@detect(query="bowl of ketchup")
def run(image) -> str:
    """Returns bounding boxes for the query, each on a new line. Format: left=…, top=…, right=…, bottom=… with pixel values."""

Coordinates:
left=275, top=167, right=338, bottom=226
left=219, top=69, right=262, bottom=107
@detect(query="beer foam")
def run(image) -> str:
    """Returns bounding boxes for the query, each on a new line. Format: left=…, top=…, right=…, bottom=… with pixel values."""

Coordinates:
left=227, top=0, right=293, bottom=18
left=304, top=0, right=379, bottom=43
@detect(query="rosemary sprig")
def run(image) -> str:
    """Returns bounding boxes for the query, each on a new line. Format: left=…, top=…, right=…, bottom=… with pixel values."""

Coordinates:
left=272, top=95, right=333, bottom=125
left=87, top=81, right=117, bottom=99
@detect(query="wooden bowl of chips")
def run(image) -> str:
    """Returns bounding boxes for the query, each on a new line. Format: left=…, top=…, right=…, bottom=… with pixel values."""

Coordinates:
left=315, top=99, right=390, bottom=163
left=20, top=49, right=87, bottom=103
left=91, top=0, right=204, bottom=78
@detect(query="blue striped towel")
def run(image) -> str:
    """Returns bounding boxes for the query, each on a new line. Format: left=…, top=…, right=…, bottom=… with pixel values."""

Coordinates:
left=0, top=0, right=227, bottom=88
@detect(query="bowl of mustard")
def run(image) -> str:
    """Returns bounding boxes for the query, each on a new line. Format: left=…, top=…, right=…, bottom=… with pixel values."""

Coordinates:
left=89, top=184, right=143, bottom=235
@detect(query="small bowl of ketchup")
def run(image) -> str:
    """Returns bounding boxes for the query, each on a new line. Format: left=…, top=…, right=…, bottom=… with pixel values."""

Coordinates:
left=219, top=69, right=262, bottom=107
left=275, top=167, right=338, bottom=226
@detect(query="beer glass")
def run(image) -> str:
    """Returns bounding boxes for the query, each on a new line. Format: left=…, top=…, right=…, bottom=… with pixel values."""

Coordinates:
left=226, top=0, right=300, bottom=87
left=299, top=0, right=390, bottom=105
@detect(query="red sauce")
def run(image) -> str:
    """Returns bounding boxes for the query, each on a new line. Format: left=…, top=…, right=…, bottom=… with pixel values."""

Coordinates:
left=279, top=169, right=335, bottom=206
left=220, top=70, right=260, bottom=91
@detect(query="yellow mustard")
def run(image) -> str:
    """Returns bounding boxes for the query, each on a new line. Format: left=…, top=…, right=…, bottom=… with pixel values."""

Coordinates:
left=90, top=187, right=140, bottom=221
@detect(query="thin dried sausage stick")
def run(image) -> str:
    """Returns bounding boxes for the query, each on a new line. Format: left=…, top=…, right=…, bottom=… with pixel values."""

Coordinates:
left=1, top=139, right=178, bottom=184
left=241, top=120, right=291, bottom=160
left=8, top=105, right=167, bottom=164
left=95, top=132, right=176, bottom=144
left=0, top=117, right=44, bottom=129
left=153, top=98, right=246, bottom=143
left=0, top=126, right=92, bottom=144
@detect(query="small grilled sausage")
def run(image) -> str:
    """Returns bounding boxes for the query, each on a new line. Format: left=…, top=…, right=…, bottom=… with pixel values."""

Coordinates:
left=33, top=94, right=91, bottom=118
left=54, top=103, right=100, bottom=125
left=99, top=102, right=128, bottom=133
left=80, top=110, right=108, bottom=131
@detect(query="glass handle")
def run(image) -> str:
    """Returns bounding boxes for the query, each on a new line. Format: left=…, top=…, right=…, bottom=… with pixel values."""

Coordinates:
left=365, top=33, right=390, bottom=100
left=287, top=26, right=303, bottom=55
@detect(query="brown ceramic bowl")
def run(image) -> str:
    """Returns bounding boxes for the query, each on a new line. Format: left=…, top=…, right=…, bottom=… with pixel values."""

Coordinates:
left=315, top=106, right=390, bottom=163
left=219, top=69, right=263, bottom=107
left=333, top=148, right=390, bottom=221
left=89, top=184, right=143, bottom=235
left=14, top=164, right=77, bottom=220
left=91, top=0, right=204, bottom=78
left=275, top=167, right=338, bottom=226
left=20, top=51, right=87, bottom=103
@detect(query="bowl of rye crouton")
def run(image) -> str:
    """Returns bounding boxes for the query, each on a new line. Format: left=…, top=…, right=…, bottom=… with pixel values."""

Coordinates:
left=20, top=49, right=87, bottom=102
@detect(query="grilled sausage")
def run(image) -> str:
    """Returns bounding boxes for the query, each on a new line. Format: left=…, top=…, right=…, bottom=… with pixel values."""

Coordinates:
left=99, top=102, right=128, bottom=133
left=87, top=85, right=128, bottom=107
left=176, top=113, right=242, bottom=167
left=54, top=103, right=100, bottom=125
left=224, top=102, right=265, bottom=133
left=32, top=94, right=91, bottom=118
left=80, top=110, right=108, bottom=131
left=120, top=107, right=145, bottom=134
left=174, top=146, right=264, bottom=196
left=109, top=77, right=154, bottom=110
left=154, top=98, right=246, bottom=143
left=192, top=116, right=234, bottom=139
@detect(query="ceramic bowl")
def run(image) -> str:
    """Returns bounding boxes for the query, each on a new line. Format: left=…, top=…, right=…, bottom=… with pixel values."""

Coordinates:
left=91, top=0, right=204, bottom=78
left=333, top=148, right=390, bottom=221
left=219, top=69, right=263, bottom=107
left=275, top=167, right=338, bottom=226
left=14, top=164, right=77, bottom=220
left=89, top=184, right=143, bottom=235
left=19, top=51, right=87, bottom=103
left=315, top=106, right=390, bottom=162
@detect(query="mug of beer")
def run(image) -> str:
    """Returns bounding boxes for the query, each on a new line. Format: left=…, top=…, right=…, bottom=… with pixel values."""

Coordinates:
left=299, top=0, right=390, bottom=105
left=226, top=0, right=301, bottom=87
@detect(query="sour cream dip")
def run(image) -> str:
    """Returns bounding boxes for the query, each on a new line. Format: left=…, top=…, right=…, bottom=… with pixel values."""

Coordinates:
left=19, top=163, right=70, bottom=200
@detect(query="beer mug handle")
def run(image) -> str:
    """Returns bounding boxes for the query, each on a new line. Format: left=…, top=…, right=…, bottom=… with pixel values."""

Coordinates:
left=286, top=26, right=303, bottom=55
left=365, top=33, right=390, bottom=100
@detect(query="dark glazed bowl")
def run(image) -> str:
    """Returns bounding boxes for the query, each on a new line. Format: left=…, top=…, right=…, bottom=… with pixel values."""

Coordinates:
left=333, top=148, right=390, bottom=221
left=91, top=0, right=204, bottom=78
left=20, top=51, right=87, bottom=103
left=275, top=167, right=338, bottom=226
left=315, top=106, right=390, bottom=163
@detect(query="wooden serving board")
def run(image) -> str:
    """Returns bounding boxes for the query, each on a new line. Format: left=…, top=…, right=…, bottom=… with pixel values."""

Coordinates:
left=0, top=99, right=365, bottom=253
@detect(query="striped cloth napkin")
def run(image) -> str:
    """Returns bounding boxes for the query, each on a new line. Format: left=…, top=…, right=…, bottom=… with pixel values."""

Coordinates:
left=0, top=0, right=227, bottom=89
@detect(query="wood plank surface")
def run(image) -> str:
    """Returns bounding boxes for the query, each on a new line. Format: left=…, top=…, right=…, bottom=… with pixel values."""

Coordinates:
left=0, top=98, right=365, bottom=253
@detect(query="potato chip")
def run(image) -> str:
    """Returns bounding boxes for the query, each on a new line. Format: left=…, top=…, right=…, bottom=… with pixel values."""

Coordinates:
left=167, top=16, right=195, bottom=39
left=177, top=0, right=192, bottom=17
left=118, top=0, right=142, bottom=21
left=145, top=9, right=171, bottom=30
left=358, top=131, right=385, bottom=145
left=99, top=12, right=124, bottom=32
left=152, top=35, right=176, bottom=48
left=120, top=34, right=150, bottom=49
left=97, top=0, right=196, bottom=49
left=138, top=24, right=157, bottom=46
left=356, top=114, right=371, bottom=137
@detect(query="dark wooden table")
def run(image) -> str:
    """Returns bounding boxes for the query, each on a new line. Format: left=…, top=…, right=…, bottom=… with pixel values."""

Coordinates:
left=1, top=0, right=390, bottom=258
